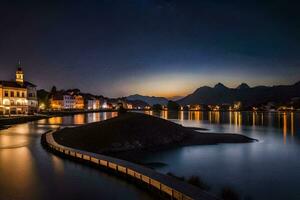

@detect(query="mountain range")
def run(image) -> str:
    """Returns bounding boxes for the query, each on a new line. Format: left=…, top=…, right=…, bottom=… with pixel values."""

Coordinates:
left=126, top=94, right=169, bottom=105
left=177, top=81, right=300, bottom=106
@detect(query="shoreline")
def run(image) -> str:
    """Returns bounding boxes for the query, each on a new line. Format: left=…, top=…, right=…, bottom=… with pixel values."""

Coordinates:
left=0, top=110, right=118, bottom=126
left=1, top=108, right=297, bottom=127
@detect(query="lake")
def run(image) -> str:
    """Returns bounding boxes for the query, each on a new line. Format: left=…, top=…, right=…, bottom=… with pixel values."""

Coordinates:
left=138, top=111, right=300, bottom=200
left=1, top=111, right=299, bottom=200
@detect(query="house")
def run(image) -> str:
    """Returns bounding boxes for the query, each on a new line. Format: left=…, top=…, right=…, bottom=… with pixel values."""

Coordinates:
left=63, top=94, right=76, bottom=109
left=50, top=91, right=86, bottom=110
left=74, top=95, right=84, bottom=109
left=50, top=92, right=64, bottom=110
left=0, top=64, right=38, bottom=115
left=85, top=96, right=100, bottom=110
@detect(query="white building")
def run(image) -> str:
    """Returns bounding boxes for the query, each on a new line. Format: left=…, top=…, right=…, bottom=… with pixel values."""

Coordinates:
left=63, top=95, right=75, bottom=109
left=86, top=98, right=100, bottom=110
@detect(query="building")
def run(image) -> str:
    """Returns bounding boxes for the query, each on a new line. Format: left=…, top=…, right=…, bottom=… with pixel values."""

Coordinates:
left=74, top=95, right=84, bottom=109
left=63, top=94, right=76, bottom=109
left=101, top=101, right=112, bottom=109
left=50, top=93, right=76, bottom=110
left=0, top=65, right=37, bottom=115
left=86, top=97, right=100, bottom=110
left=126, top=103, right=133, bottom=109
left=50, top=93, right=64, bottom=110
left=50, top=92, right=87, bottom=110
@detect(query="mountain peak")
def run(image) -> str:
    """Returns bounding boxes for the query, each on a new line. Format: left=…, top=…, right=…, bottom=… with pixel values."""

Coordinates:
left=237, top=83, right=250, bottom=90
left=294, top=81, right=300, bottom=86
left=214, top=83, right=228, bottom=89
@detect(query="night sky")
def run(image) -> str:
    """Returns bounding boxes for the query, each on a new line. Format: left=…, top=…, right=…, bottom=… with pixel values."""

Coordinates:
left=0, top=0, right=299, bottom=98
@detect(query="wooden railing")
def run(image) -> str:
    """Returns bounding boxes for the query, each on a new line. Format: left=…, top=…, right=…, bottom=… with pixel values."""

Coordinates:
left=44, top=130, right=220, bottom=200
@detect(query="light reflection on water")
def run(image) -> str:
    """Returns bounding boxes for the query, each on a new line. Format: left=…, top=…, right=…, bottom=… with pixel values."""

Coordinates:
left=140, top=111, right=300, bottom=200
left=149, top=111, right=297, bottom=140
left=0, top=111, right=154, bottom=200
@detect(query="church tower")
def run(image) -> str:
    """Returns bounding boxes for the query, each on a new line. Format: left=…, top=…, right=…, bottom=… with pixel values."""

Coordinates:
left=16, top=60, right=24, bottom=84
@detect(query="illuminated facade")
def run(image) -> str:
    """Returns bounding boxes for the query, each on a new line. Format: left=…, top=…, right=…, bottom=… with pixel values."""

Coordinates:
left=74, top=95, right=84, bottom=109
left=86, top=98, right=100, bottom=110
left=0, top=66, right=37, bottom=115
left=126, top=103, right=133, bottom=109
left=50, top=98, right=63, bottom=110
left=50, top=94, right=74, bottom=110
left=50, top=93, right=86, bottom=110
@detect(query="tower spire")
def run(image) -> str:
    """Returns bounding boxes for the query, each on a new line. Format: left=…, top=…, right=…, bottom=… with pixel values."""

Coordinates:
left=17, top=59, right=21, bottom=69
left=16, top=60, right=24, bottom=83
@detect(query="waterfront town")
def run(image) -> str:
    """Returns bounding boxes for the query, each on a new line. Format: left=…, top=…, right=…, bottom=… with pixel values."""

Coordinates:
left=0, top=66, right=299, bottom=116
left=1, top=1, right=300, bottom=200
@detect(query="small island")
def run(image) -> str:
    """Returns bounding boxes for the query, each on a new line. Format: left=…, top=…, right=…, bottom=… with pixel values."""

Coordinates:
left=53, top=112, right=256, bottom=161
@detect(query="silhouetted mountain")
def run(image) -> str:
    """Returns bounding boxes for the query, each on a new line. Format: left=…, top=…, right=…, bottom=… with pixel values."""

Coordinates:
left=237, top=83, right=250, bottom=90
left=169, top=96, right=184, bottom=101
left=127, top=94, right=168, bottom=105
left=177, top=81, right=300, bottom=106
left=214, top=83, right=228, bottom=90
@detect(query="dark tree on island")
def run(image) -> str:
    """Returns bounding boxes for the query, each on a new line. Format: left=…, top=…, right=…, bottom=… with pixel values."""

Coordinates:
left=167, top=100, right=180, bottom=111
left=152, top=104, right=163, bottom=111
left=118, top=104, right=127, bottom=114
left=50, top=86, right=57, bottom=95
left=37, top=89, right=50, bottom=109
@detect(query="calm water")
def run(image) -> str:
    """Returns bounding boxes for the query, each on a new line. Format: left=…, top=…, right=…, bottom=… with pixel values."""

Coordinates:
left=0, top=112, right=154, bottom=200
left=138, top=111, right=300, bottom=200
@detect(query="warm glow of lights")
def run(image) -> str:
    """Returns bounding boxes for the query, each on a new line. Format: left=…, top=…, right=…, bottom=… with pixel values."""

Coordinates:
left=39, top=103, right=45, bottom=110
left=50, top=100, right=63, bottom=110
left=291, top=112, right=294, bottom=136
left=283, top=112, right=287, bottom=144
left=3, top=99, right=10, bottom=105
left=179, top=111, right=184, bottom=121
left=49, top=117, right=63, bottom=124
left=233, top=102, right=241, bottom=110
left=238, top=112, right=242, bottom=126
left=74, top=95, right=84, bottom=109
left=51, top=155, right=64, bottom=175
left=234, top=112, right=238, bottom=126
left=252, top=112, right=256, bottom=126
left=194, top=111, right=200, bottom=121
left=74, top=114, right=85, bottom=124
left=102, top=102, right=109, bottom=109
left=111, top=112, right=118, bottom=118
left=127, top=104, right=133, bottom=109
left=162, top=110, right=167, bottom=119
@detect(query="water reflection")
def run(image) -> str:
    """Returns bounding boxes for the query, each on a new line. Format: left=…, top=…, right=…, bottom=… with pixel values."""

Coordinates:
left=48, top=117, right=63, bottom=125
left=0, top=111, right=153, bottom=200
left=291, top=112, right=294, bottom=136
left=51, top=155, right=64, bottom=175
left=0, top=147, right=40, bottom=199
left=145, top=111, right=298, bottom=142
left=37, top=112, right=118, bottom=126
left=140, top=111, right=300, bottom=200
